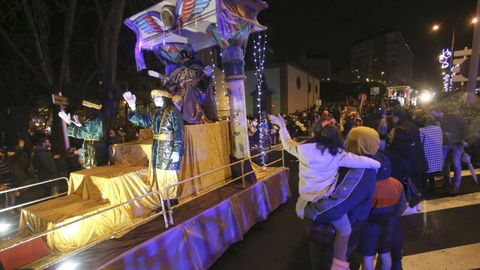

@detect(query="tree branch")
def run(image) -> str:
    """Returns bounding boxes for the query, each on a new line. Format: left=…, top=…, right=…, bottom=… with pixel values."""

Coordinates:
left=0, top=24, right=50, bottom=88
left=93, top=0, right=104, bottom=25
left=59, top=0, right=77, bottom=89
left=22, top=0, right=54, bottom=86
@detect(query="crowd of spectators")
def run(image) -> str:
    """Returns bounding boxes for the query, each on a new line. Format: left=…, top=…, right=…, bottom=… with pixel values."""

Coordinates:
left=268, top=101, right=471, bottom=269
left=0, top=127, right=131, bottom=211
left=0, top=100, right=474, bottom=269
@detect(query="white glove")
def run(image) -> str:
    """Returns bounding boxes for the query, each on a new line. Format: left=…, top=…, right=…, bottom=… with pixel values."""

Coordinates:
left=203, top=65, right=214, bottom=77
left=148, top=70, right=163, bottom=79
left=123, top=91, right=136, bottom=111
left=58, top=111, right=72, bottom=125
left=72, top=115, right=82, bottom=127
left=171, top=152, right=180, bottom=163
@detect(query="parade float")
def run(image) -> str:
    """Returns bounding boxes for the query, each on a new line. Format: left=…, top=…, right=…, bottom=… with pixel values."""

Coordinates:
left=0, top=1, right=291, bottom=269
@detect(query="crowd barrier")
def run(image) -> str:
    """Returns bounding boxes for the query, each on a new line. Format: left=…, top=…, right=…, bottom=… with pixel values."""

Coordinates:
left=166, top=145, right=285, bottom=225
left=0, top=177, right=69, bottom=214
left=0, top=190, right=168, bottom=269
left=0, top=145, right=287, bottom=269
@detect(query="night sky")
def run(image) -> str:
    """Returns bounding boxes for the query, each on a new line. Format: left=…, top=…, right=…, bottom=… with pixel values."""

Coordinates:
left=260, top=0, right=477, bottom=90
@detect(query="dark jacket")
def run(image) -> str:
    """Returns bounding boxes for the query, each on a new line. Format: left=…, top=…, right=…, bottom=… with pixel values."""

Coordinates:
left=33, top=146, right=58, bottom=181
left=10, top=148, right=31, bottom=185
left=308, top=167, right=377, bottom=225
left=381, top=148, right=409, bottom=182
left=0, top=156, right=12, bottom=183
left=441, top=113, right=468, bottom=146
left=66, top=154, right=83, bottom=173
left=394, top=120, right=428, bottom=175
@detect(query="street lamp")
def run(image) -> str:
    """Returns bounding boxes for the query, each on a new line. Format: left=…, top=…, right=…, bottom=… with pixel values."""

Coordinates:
left=432, top=24, right=440, bottom=31
left=472, top=17, right=478, bottom=24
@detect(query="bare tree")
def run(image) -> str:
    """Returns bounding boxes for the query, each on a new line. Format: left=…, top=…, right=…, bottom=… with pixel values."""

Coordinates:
left=93, top=0, right=127, bottom=130
left=0, top=0, right=97, bottom=151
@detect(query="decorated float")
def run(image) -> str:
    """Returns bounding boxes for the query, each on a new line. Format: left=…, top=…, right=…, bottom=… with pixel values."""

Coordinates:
left=0, top=1, right=291, bottom=269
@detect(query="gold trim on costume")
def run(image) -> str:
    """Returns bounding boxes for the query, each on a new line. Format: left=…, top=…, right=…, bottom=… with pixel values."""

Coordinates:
left=153, top=133, right=173, bottom=141
left=151, top=89, right=173, bottom=99
left=82, top=100, right=102, bottom=110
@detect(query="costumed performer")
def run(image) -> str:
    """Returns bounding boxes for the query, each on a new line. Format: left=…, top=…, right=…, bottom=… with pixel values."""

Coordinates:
left=58, top=100, right=104, bottom=169
left=123, top=89, right=184, bottom=202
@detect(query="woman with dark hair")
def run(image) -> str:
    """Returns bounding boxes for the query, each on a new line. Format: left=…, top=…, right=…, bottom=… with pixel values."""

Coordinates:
left=269, top=115, right=380, bottom=270
left=381, top=126, right=416, bottom=269
left=391, top=109, right=428, bottom=194
left=384, top=127, right=412, bottom=182
left=10, top=139, right=31, bottom=186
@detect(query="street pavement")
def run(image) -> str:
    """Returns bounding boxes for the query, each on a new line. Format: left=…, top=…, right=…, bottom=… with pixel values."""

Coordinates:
left=211, top=151, right=480, bottom=270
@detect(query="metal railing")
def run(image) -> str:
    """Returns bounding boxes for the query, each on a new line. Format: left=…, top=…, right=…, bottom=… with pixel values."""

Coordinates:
left=0, top=189, right=168, bottom=270
left=165, top=145, right=285, bottom=225
left=0, top=142, right=292, bottom=268
left=0, top=177, right=69, bottom=214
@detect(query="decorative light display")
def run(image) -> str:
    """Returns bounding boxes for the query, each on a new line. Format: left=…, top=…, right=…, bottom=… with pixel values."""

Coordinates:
left=438, top=48, right=453, bottom=92
left=438, top=49, right=452, bottom=69
left=210, top=48, right=228, bottom=115
left=253, top=31, right=267, bottom=166
left=449, top=64, right=458, bottom=91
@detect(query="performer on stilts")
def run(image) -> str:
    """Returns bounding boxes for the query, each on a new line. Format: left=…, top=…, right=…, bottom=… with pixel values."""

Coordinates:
left=123, top=89, right=184, bottom=204
left=58, top=100, right=104, bottom=169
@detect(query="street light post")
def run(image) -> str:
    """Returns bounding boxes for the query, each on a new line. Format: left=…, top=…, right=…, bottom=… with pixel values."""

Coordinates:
left=449, top=27, right=456, bottom=91
left=467, top=0, right=480, bottom=105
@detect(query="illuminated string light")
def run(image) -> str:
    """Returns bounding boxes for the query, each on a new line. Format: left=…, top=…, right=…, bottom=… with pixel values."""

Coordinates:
left=209, top=49, right=218, bottom=99
left=219, top=51, right=226, bottom=96
left=254, top=32, right=267, bottom=166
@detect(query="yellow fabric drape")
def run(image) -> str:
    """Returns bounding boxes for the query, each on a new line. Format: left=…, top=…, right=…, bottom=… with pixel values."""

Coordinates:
left=152, top=169, right=178, bottom=200
left=110, top=140, right=151, bottom=166
left=18, top=194, right=148, bottom=252
left=177, top=121, right=232, bottom=201
left=19, top=121, right=232, bottom=252
left=110, top=121, right=232, bottom=201
left=68, top=164, right=160, bottom=218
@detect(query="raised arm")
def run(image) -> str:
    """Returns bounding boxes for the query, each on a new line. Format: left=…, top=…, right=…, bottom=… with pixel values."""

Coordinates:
left=67, top=118, right=103, bottom=140
left=123, top=91, right=152, bottom=128
left=338, top=151, right=381, bottom=169
left=269, top=114, right=300, bottom=157
left=128, top=110, right=152, bottom=128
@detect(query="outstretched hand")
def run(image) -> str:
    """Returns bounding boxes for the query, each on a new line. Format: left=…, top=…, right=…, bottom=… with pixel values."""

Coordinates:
left=269, top=114, right=286, bottom=128
left=203, top=65, right=214, bottom=77
left=58, top=111, right=72, bottom=125
left=123, top=91, right=136, bottom=111
left=72, top=115, right=82, bottom=127
left=148, top=70, right=163, bottom=79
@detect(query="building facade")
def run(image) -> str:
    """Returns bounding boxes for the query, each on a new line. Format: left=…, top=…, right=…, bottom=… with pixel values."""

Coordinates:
left=351, top=31, right=413, bottom=85
left=243, top=63, right=320, bottom=115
